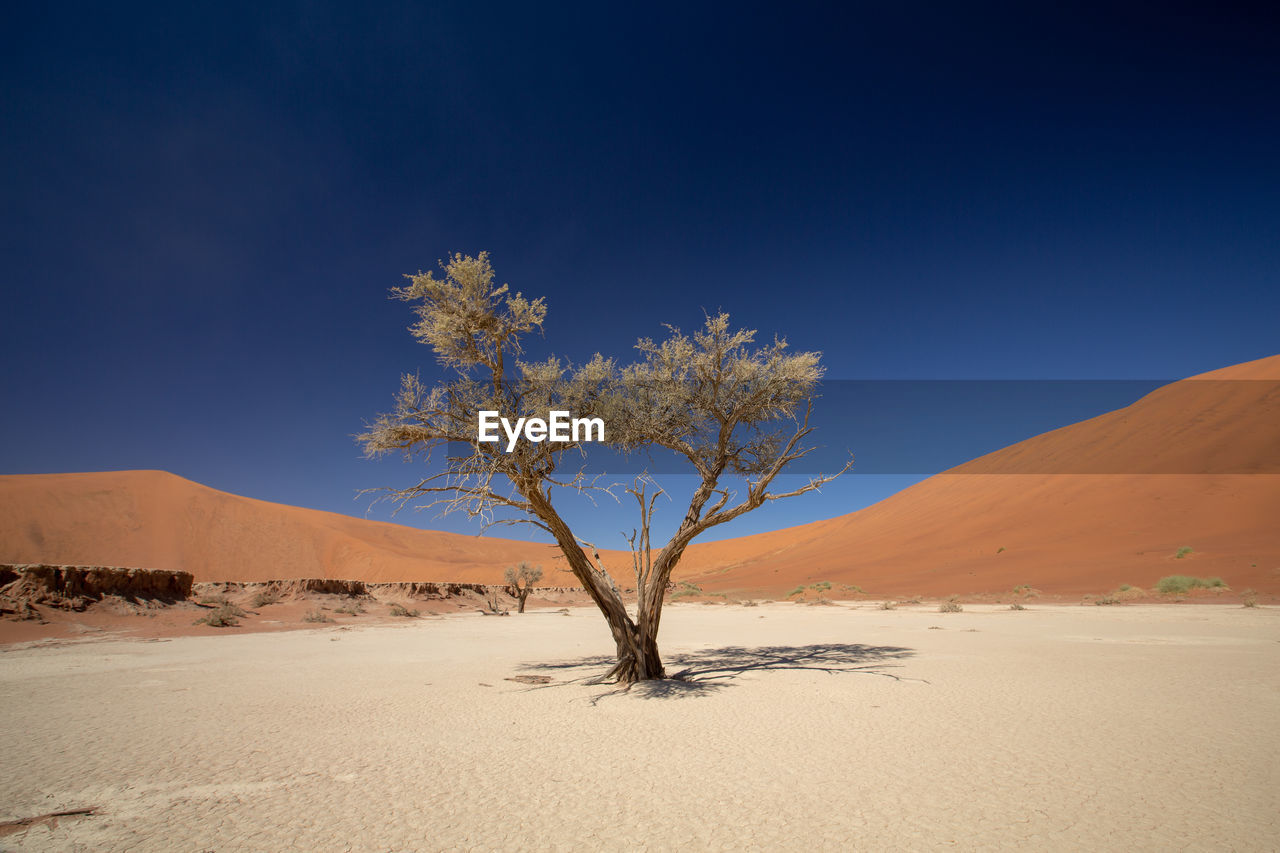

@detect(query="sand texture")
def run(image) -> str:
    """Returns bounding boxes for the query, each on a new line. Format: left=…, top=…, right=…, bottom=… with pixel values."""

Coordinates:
left=2, top=603, right=1276, bottom=851
left=2, top=356, right=1278, bottom=597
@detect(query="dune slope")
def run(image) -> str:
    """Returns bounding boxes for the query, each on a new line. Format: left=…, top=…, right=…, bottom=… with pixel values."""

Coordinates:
left=679, top=354, right=1280, bottom=594
left=0, top=470, right=573, bottom=584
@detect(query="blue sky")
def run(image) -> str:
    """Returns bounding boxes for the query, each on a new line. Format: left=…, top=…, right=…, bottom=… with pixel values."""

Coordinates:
left=2, top=2, right=1277, bottom=545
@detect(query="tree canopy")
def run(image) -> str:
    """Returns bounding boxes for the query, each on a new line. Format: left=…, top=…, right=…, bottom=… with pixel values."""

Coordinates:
left=361, top=252, right=850, bottom=683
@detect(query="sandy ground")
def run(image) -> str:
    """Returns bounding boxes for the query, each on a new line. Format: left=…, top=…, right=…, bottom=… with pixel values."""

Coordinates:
left=1, top=602, right=1276, bottom=852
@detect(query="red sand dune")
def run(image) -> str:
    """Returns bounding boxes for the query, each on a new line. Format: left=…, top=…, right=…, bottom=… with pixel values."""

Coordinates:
left=0, top=470, right=572, bottom=585
left=2, top=355, right=1277, bottom=596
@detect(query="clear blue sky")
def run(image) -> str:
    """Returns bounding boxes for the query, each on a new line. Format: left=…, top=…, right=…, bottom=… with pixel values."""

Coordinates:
left=2, top=2, right=1277, bottom=546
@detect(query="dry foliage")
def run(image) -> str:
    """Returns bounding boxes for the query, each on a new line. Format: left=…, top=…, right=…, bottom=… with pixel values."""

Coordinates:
left=504, top=562, right=543, bottom=613
left=360, top=253, right=851, bottom=683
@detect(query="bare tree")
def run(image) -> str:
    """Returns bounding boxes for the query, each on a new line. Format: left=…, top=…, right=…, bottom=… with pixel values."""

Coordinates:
left=360, top=252, right=850, bottom=684
left=504, top=561, right=543, bottom=613
left=483, top=587, right=508, bottom=615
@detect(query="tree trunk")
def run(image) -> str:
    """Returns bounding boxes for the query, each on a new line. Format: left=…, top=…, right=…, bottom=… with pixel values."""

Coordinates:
left=603, top=612, right=665, bottom=683
left=516, top=588, right=529, bottom=613
left=525, top=488, right=668, bottom=685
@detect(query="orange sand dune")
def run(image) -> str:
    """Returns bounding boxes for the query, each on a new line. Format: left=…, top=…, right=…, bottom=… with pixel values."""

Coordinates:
left=0, top=470, right=576, bottom=585
left=679, top=354, right=1280, bottom=595
left=2, top=355, right=1277, bottom=596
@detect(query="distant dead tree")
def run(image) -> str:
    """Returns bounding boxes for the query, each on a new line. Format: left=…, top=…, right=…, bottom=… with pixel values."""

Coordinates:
left=483, top=587, right=508, bottom=615
left=504, top=561, right=543, bottom=613
left=360, top=252, right=850, bottom=684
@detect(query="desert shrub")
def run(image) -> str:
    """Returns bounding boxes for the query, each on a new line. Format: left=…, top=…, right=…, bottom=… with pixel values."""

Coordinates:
left=252, top=591, right=280, bottom=608
left=996, top=546, right=1005, bottom=553
left=1095, top=595, right=1119, bottom=606
left=195, top=603, right=244, bottom=627
left=878, top=600, right=897, bottom=610
left=838, top=584, right=865, bottom=594
left=1009, top=602, right=1026, bottom=611
left=788, top=581, right=846, bottom=601
left=335, top=602, right=365, bottom=616
left=901, top=597, right=922, bottom=605
left=740, top=599, right=759, bottom=607
left=389, top=603, right=420, bottom=617
left=939, top=600, right=963, bottom=613
left=303, top=609, right=332, bottom=623
left=1241, top=589, right=1258, bottom=608
left=1118, top=584, right=1132, bottom=592
left=1175, top=546, right=1194, bottom=559
left=1157, top=575, right=1194, bottom=594
left=198, top=594, right=230, bottom=607
left=1156, top=575, right=1228, bottom=595
left=669, top=582, right=704, bottom=600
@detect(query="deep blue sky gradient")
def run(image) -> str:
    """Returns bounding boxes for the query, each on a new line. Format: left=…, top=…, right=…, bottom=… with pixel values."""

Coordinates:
left=2, top=2, right=1277, bottom=544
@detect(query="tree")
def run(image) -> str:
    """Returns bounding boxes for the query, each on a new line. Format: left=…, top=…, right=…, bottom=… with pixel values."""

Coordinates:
left=360, top=252, right=850, bottom=684
left=504, top=561, right=543, bottom=613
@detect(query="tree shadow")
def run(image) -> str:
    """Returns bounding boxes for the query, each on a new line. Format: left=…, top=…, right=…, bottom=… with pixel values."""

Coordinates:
left=517, top=642, right=919, bottom=701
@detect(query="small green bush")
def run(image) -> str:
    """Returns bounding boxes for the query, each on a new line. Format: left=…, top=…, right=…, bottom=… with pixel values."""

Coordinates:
left=303, top=609, right=332, bottom=623
left=1156, top=576, right=1192, bottom=594
left=1156, top=575, right=1228, bottom=595
left=389, top=603, right=420, bottom=618
left=1118, top=584, right=1132, bottom=592
left=1095, top=595, right=1119, bottom=606
left=1175, top=546, right=1194, bottom=560
left=252, top=591, right=280, bottom=608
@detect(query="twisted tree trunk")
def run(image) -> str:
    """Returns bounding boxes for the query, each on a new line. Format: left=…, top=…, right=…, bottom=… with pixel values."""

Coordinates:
left=527, top=489, right=668, bottom=684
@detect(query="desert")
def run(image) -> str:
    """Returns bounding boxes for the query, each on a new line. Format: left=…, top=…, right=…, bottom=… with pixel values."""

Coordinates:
left=6, top=5, right=1280, bottom=851
left=3, top=602, right=1276, bottom=851
left=1, top=353, right=1276, bottom=853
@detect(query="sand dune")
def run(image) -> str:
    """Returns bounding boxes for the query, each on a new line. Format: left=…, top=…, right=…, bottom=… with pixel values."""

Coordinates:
left=0, top=470, right=572, bottom=585
left=1, top=355, right=1277, bottom=596
left=678, top=354, right=1280, bottom=595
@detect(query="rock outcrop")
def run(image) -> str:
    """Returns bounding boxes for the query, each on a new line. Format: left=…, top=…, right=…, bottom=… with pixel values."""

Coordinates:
left=0, top=564, right=194, bottom=619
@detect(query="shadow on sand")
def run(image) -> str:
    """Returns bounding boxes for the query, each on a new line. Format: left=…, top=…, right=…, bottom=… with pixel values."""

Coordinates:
left=517, top=642, right=919, bottom=701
